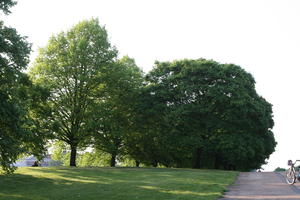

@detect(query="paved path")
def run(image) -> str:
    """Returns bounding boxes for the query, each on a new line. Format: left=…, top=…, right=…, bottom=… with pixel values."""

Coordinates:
left=220, top=172, right=300, bottom=200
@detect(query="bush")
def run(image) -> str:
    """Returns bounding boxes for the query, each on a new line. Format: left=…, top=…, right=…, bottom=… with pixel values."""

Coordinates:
left=274, top=167, right=286, bottom=172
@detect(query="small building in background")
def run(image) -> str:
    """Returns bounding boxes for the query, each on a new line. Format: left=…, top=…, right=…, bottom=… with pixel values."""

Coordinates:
left=14, top=155, right=54, bottom=167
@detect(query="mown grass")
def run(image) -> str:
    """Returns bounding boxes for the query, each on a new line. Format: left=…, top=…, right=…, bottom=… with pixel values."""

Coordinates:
left=0, top=167, right=237, bottom=200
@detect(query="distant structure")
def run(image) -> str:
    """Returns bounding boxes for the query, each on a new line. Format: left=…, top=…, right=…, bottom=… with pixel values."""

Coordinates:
left=14, top=155, right=54, bottom=167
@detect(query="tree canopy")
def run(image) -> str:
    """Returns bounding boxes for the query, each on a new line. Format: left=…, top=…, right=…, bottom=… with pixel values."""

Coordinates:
left=91, top=56, right=143, bottom=166
left=0, top=0, right=16, bottom=14
left=0, top=0, right=46, bottom=173
left=29, top=18, right=117, bottom=166
left=0, top=7, right=276, bottom=172
left=128, top=59, right=276, bottom=170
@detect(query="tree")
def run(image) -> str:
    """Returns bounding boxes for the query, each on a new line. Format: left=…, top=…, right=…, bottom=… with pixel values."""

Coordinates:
left=274, top=167, right=286, bottom=172
left=30, top=18, right=117, bottom=166
left=51, top=141, right=70, bottom=166
left=0, top=0, right=16, bottom=14
left=137, top=59, right=276, bottom=170
left=51, top=141, right=111, bottom=167
left=77, top=150, right=111, bottom=167
left=125, top=86, right=174, bottom=167
left=92, top=56, right=143, bottom=167
left=0, top=0, right=41, bottom=173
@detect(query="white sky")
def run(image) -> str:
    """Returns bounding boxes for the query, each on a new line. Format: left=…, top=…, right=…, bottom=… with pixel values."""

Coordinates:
left=3, top=0, right=300, bottom=171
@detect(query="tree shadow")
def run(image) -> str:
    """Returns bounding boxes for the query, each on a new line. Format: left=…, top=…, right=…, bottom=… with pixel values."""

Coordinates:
left=0, top=167, right=232, bottom=200
left=0, top=171, right=110, bottom=200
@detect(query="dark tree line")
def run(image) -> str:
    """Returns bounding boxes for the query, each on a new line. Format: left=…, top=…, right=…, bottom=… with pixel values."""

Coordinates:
left=129, top=59, right=276, bottom=171
left=0, top=1, right=276, bottom=173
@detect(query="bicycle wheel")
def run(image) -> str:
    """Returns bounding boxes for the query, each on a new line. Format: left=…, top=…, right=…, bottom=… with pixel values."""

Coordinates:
left=286, top=168, right=296, bottom=185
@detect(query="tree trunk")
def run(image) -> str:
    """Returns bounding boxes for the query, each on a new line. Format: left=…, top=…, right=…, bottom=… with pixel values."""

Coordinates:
left=110, top=153, right=116, bottom=167
left=193, top=148, right=203, bottom=168
left=135, top=160, right=140, bottom=168
left=214, top=155, right=221, bottom=169
left=152, top=160, right=158, bottom=167
left=70, top=144, right=77, bottom=167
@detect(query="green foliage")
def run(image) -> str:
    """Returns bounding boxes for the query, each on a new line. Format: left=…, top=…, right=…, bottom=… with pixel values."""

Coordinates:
left=92, top=56, right=143, bottom=166
left=0, top=167, right=238, bottom=200
left=30, top=18, right=117, bottom=166
left=51, top=141, right=70, bottom=166
left=0, top=9, right=275, bottom=172
left=77, top=150, right=111, bottom=167
left=0, top=6, right=46, bottom=172
left=51, top=141, right=111, bottom=167
left=117, top=155, right=137, bottom=167
left=130, top=59, right=276, bottom=171
left=274, top=167, right=286, bottom=172
left=0, top=0, right=16, bottom=15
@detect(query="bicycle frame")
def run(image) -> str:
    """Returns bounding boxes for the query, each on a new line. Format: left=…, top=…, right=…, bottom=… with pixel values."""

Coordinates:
left=286, top=160, right=300, bottom=185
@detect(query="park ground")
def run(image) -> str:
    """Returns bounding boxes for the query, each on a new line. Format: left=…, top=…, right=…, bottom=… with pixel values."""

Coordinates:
left=0, top=167, right=237, bottom=200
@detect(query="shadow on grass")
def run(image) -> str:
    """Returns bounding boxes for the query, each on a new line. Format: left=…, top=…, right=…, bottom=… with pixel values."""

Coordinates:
left=0, top=172, right=111, bottom=200
left=0, top=167, right=234, bottom=200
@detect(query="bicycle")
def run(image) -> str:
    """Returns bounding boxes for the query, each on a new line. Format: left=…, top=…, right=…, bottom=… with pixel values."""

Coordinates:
left=286, top=159, right=300, bottom=185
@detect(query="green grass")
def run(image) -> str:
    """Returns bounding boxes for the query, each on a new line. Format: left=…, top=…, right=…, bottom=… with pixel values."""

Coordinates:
left=0, top=167, right=237, bottom=200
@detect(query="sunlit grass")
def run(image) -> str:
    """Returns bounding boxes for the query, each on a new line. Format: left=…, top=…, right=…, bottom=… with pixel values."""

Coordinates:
left=0, top=167, right=237, bottom=200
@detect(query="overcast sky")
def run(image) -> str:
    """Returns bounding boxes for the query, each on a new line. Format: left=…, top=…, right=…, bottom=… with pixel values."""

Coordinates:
left=3, top=0, right=300, bottom=171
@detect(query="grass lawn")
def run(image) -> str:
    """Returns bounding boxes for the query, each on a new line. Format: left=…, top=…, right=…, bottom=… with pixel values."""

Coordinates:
left=0, top=167, right=237, bottom=200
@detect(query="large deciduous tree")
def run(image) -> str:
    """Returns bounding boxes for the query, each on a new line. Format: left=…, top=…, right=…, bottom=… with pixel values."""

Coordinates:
left=135, top=59, right=276, bottom=170
left=30, top=19, right=117, bottom=166
left=0, top=0, right=41, bottom=173
left=92, top=56, right=143, bottom=167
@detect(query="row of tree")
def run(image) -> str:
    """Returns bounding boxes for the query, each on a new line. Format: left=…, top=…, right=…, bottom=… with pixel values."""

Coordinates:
left=1, top=1, right=276, bottom=173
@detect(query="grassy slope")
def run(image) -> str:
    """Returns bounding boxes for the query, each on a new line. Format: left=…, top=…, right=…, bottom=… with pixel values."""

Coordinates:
left=0, top=167, right=237, bottom=200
